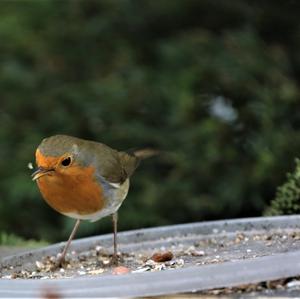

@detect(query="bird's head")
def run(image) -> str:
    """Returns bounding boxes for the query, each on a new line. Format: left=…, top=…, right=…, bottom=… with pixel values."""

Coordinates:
left=32, top=135, right=84, bottom=181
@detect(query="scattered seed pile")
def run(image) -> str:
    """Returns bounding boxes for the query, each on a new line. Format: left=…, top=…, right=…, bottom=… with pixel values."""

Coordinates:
left=1, top=228, right=300, bottom=280
left=200, top=277, right=300, bottom=296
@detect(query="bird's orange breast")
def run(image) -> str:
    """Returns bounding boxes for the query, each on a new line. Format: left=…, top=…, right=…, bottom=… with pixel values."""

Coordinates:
left=36, top=164, right=104, bottom=216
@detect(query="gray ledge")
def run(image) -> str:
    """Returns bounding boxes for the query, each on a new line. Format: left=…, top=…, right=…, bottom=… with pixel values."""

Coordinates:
left=1, top=215, right=300, bottom=297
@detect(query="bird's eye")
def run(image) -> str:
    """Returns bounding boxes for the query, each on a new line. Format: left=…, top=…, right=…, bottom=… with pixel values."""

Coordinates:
left=61, top=157, right=72, bottom=167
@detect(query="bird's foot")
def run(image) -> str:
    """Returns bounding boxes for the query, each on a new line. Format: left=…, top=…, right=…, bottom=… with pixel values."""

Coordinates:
left=111, top=254, right=119, bottom=266
left=50, top=254, right=67, bottom=271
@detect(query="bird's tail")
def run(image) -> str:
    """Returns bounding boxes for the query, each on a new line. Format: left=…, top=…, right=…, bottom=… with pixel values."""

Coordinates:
left=118, top=148, right=159, bottom=178
left=133, top=148, right=160, bottom=160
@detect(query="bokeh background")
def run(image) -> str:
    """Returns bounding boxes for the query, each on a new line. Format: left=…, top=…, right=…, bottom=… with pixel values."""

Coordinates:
left=1, top=0, right=300, bottom=243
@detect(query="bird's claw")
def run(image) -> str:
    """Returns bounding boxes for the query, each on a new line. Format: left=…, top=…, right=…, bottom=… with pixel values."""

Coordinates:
left=50, top=256, right=67, bottom=271
left=111, top=254, right=119, bottom=266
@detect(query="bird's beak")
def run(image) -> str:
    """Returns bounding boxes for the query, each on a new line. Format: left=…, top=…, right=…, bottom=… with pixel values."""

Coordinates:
left=32, top=167, right=54, bottom=181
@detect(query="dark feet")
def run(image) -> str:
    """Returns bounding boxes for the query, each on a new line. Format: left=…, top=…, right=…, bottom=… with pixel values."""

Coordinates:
left=111, top=254, right=119, bottom=266
left=50, top=254, right=67, bottom=270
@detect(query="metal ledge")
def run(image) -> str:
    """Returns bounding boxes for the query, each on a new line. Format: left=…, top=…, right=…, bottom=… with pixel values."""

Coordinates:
left=1, top=215, right=300, bottom=297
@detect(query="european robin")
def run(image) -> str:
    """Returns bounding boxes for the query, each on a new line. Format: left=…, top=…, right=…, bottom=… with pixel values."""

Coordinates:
left=32, top=134, right=155, bottom=267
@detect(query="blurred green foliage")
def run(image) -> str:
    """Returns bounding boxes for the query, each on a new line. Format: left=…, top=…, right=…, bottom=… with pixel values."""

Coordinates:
left=1, top=0, right=300, bottom=242
left=266, top=159, right=300, bottom=216
left=0, top=232, right=47, bottom=247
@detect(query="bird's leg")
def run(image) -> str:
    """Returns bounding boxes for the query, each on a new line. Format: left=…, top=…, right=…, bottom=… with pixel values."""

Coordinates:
left=112, top=212, right=118, bottom=265
left=55, top=219, right=81, bottom=268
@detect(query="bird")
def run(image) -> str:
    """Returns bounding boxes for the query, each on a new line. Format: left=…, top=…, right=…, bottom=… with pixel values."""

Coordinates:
left=32, top=134, right=155, bottom=267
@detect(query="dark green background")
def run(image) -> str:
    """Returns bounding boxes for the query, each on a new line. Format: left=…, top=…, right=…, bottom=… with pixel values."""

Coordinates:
left=1, top=0, right=300, bottom=242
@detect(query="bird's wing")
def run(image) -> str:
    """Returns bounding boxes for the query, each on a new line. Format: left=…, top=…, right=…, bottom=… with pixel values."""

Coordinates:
left=91, top=142, right=139, bottom=184
left=118, top=151, right=140, bottom=178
